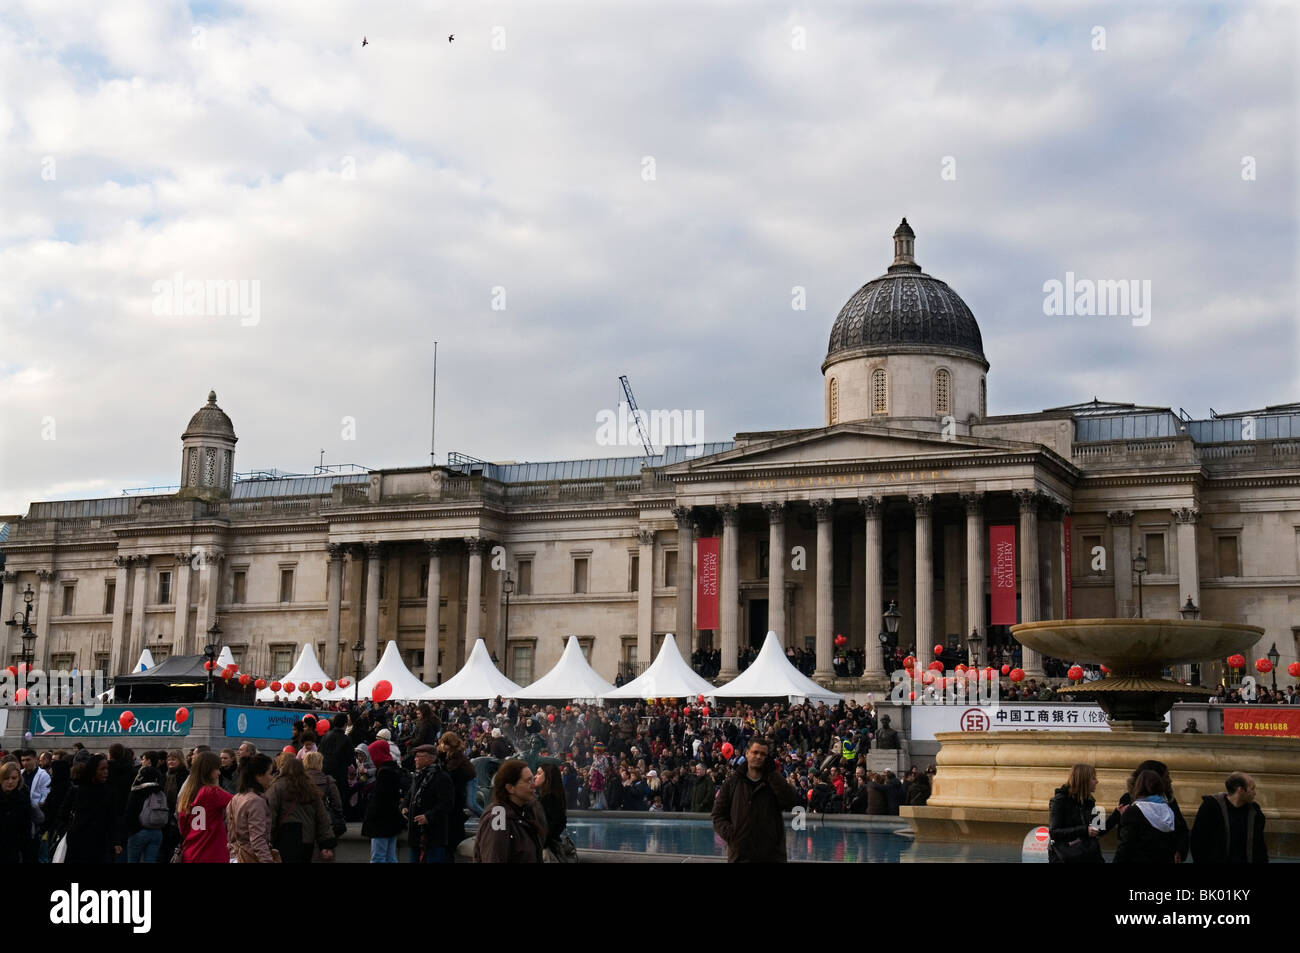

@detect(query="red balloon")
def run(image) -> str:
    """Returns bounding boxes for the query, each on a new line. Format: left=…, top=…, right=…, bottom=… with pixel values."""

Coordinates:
left=1000, top=664, right=1011, bottom=676
left=175, top=707, right=190, bottom=724
left=282, top=745, right=295, bottom=754
left=325, top=680, right=336, bottom=691
left=702, top=707, right=710, bottom=717
left=316, top=718, right=330, bottom=733
left=270, top=681, right=282, bottom=692
left=696, top=694, right=705, bottom=703
left=255, top=678, right=267, bottom=690
left=547, top=713, right=555, bottom=723
left=14, top=688, right=27, bottom=704
left=721, top=742, right=734, bottom=759
left=372, top=680, right=393, bottom=703
left=908, top=691, right=916, bottom=702
left=1067, top=666, right=1084, bottom=681
left=933, top=644, right=944, bottom=656
left=119, top=710, right=135, bottom=730
left=239, top=673, right=251, bottom=686
left=204, top=660, right=215, bottom=671
left=928, top=660, right=943, bottom=671
left=683, top=706, right=691, bottom=715
left=312, top=681, right=324, bottom=693
left=1289, top=662, right=1300, bottom=678
left=1009, top=668, right=1025, bottom=683
left=1255, top=658, right=1273, bottom=674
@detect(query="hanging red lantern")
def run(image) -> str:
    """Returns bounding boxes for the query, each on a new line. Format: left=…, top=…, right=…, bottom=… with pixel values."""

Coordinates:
left=1009, top=668, right=1025, bottom=683
left=1255, top=658, right=1273, bottom=674
left=325, top=680, right=336, bottom=691
left=255, top=678, right=267, bottom=690
left=955, top=663, right=967, bottom=673
left=5, top=665, right=16, bottom=677
left=1227, top=654, right=1246, bottom=670
left=928, top=660, right=943, bottom=672
left=204, top=660, right=215, bottom=671
left=312, top=681, right=324, bottom=693
left=270, top=681, right=282, bottom=692
left=239, top=674, right=251, bottom=686
left=1000, top=664, right=1011, bottom=676
left=338, top=677, right=351, bottom=688
left=1289, top=661, right=1300, bottom=678
left=903, top=656, right=916, bottom=668
left=1067, top=665, right=1084, bottom=681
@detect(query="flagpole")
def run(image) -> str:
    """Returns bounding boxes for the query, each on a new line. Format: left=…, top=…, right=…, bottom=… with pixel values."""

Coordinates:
left=431, top=341, right=438, bottom=468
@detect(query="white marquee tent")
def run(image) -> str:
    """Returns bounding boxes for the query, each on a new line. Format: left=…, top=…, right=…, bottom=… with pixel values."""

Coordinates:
left=513, top=636, right=618, bottom=702
left=602, top=633, right=716, bottom=701
left=133, top=648, right=156, bottom=673
left=256, top=642, right=335, bottom=702
left=710, top=631, right=844, bottom=704
left=319, top=641, right=437, bottom=702
left=423, top=639, right=524, bottom=701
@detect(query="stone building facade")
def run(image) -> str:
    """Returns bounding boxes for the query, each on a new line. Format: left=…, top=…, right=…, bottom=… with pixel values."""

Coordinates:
left=3, top=222, right=1298, bottom=690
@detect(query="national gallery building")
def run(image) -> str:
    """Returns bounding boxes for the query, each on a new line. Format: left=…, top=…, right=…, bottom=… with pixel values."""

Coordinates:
left=3, top=221, right=1298, bottom=691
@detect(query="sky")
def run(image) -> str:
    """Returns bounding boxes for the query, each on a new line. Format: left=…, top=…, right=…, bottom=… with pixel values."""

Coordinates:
left=0, top=0, right=1296, bottom=514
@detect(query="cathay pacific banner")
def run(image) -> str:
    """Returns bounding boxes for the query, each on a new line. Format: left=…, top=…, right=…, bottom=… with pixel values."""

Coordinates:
left=28, top=707, right=191, bottom=738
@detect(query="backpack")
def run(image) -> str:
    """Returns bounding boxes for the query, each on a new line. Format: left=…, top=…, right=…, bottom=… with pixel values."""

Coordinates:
left=140, top=790, right=170, bottom=830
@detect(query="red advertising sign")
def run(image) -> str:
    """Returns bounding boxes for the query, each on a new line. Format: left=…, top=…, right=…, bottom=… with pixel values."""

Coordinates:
left=1063, top=514, right=1073, bottom=619
left=1222, top=708, right=1300, bottom=738
left=989, top=525, right=1017, bottom=625
left=696, top=537, right=719, bottom=630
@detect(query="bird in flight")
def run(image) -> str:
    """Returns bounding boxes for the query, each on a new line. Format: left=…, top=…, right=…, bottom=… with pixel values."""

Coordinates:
left=361, top=36, right=369, bottom=47
left=448, top=34, right=454, bottom=43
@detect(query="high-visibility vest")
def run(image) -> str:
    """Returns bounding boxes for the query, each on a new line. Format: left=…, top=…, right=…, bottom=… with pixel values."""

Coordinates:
left=842, top=740, right=857, bottom=762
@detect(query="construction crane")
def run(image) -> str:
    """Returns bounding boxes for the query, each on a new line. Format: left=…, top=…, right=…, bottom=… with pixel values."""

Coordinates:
left=619, top=375, right=657, bottom=460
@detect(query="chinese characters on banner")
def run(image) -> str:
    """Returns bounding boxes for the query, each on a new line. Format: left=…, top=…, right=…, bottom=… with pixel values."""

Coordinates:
left=989, top=525, right=1017, bottom=625
left=696, top=536, right=719, bottom=630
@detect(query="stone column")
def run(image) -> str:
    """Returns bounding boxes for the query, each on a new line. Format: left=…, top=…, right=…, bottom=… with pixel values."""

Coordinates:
left=108, top=558, right=131, bottom=673
left=671, top=507, right=695, bottom=648
left=195, top=552, right=223, bottom=656
left=363, top=542, right=383, bottom=669
left=1173, top=507, right=1201, bottom=681
left=718, top=506, right=741, bottom=679
left=172, top=554, right=193, bottom=656
left=764, top=501, right=787, bottom=646
left=464, top=537, right=487, bottom=660
left=860, top=496, right=885, bottom=677
left=943, top=522, right=963, bottom=638
left=813, top=499, right=835, bottom=678
left=326, top=544, right=346, bottom=679
left=898, top=524, right=915, bottom=653
left=1, top=571, right=18, bottom=666
left=34, top=570, right=53, bottom=671
left=485, top=544, right=503, bottom=664
left=636, top=530, right=655, bottom=675
left=129, top=560, right=148, bottom=672
left=911, top=495, right=934, bottom=659
left=1015, top=490, right=1045, bottom=679
left=962, top=494, right=987, bottom=669
left=422, top=541, right=442, bottom=684
left=1108, top=510, right=1135, bottom=618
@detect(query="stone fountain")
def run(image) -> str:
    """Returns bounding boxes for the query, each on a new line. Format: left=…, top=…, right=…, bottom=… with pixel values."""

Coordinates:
left=901, top=618, right=1300, bottom=858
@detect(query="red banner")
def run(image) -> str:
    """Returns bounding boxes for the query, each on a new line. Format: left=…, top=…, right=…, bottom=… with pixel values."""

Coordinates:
left=989, top=525, right=1017, bottom=625
left=1063, top=514, right=1073, bottom=619
left=696, top=537, right=719, bottom=630
left=1222, top=708, right=1300, bottom=738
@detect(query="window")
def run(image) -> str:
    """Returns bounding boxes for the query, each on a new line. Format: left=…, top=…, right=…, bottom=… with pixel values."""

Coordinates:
left=1142, top=534, right=1167, bottom=574
left=61, top=584, right=75, bottom=616
left=872, top=368, right=888, bottom=415
left=271, top=644, right=294, bottom=673
left=1082, top=535, right=1102, bottom=573
left=279, top=568, right=295, bottom=603
left=406, top=649, right=425, bottom=673
left=935, top=368, right=951, bottom=416
left=629, top=554, right=639, bottom=592
left=578, top=637, right=594, bottom=664
left=573, top=558, right=588, bottom=594
left=516, top=559, right=533, bottom=595
left=51, top=653, right=74, bottom=671
left=232, top=569, right=247, bottom=604
left=664, top=550, right=678, bottom=588
left=94, top=652, right=110, bottom=671
left=1217, top=536, right=1240, bottom=577
left=104, top=580, right=116, bottom=615
left=228, top=645, right=246, bottom=666
left=204, top=448, right=217, bottom=485
left=187, top=448, right=198, bottom=486
left=151, top=643, right=173, bottom=662
left=829, top=377, right=840, bottom=424
left=511, top=644, right=534, bottom=686
left=622, top=638, right=638, bottom=672
left=158, top=571, right=172, bottom=604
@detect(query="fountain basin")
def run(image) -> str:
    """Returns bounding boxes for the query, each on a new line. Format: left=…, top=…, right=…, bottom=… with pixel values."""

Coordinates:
left=1011, top=618, right=1263, bottom=670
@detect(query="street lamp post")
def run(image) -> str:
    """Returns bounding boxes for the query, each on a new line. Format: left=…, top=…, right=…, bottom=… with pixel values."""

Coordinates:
left=6, top=585, right=37, bottom=735
left=352, top=639, right=364, bottom=705
left=966, top=627, right=982, bottom=668
left=1132, top=550, right=1148, bottom=618
left=1267, top=642, right=1280, bottom=695
left=1179, top=596, right=1201, bottom=685
left=501, top=571, right=514, bottom=671
left=204, top=620, right=222, bottom=702
left=881, top=601, right=901, bottom=665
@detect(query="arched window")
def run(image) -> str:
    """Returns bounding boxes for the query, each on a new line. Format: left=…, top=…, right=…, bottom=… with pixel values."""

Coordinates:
left=829, top=377, right=840, bottom=424
left=935, top=368, right=951, bottom=416
left=872, top=368, right=888, bottom=416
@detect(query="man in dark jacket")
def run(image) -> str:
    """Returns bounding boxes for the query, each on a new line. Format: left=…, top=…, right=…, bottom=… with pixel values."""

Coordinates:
left=711, top=737, right=799, bottom=862
left=1190, top=772, right=1268, bottom=863
left=319, top=721, right=353, bottom=802
left=883, top=771, right=905, bottom=815
left=403, top=745, right=455, bottom=863
left=689, top=763, right=715, bottom=813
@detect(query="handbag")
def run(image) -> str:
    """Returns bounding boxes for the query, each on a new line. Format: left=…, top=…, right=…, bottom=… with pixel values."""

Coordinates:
left=546, top=833, right=579, bottom=864
left=1050, top=834, right=1103, bottom=863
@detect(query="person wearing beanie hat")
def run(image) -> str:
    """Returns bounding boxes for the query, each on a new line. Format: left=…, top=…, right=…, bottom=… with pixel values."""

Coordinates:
left=361, top=740, right=404, bottom=862
left=376, top=729, right=401, bottom=765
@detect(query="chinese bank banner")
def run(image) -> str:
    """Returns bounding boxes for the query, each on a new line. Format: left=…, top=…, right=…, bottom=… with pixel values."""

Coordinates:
left=912, top=703, right=1118, bottom=740
left=989, top=525, right=1017, bottom=624
left=1222, top=707, right=1300, bottom=738
left=696, top=536, right=719, bottom=630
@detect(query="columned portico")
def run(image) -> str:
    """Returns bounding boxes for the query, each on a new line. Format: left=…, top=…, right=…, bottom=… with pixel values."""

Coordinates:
left=812, top=498, right=835, bottom=678
left=422, top=540, right=442, bottom=684
left=1173, top=507, right=1201, bottom=681
left=1016, top=490, right=1045, bottom=679
left=464, top=537, right=487, bottom=661
left=108, top=557, right=131, bottom=674
left=718, top=505, right=741, bottom=680
left=1108, top=510, right=1134, bottom=617
left=636, top=530, right=655, bottom=675
left=128, top=561, right=147, bottom=674
left=363, top=542, right=383, bottom=669
left=172, top=554, right=193, bottom=656
left=860, top=495, right=884, bottom=678
left=34, top=570, right=53, bottom=671
left=764, top=501, right=787, bottom=646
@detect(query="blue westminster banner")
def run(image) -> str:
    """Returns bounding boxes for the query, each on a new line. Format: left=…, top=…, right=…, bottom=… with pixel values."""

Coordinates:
left=225, top=706, right=314, bottom=739
left=29, top=707, right=191, bottom=737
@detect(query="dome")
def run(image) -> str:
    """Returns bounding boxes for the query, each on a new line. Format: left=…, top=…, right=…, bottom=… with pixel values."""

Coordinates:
left=182, top=390, right=237, bottom=441
left=824, top=219, right=987, bottom=369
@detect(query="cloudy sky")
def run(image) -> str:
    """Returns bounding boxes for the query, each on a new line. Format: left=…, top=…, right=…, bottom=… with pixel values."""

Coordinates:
left=0, top=0, right=1296, bottom=514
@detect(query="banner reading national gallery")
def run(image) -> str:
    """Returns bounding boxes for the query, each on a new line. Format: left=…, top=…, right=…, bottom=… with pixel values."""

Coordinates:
left=989, top=525, right=1017, bottom=625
